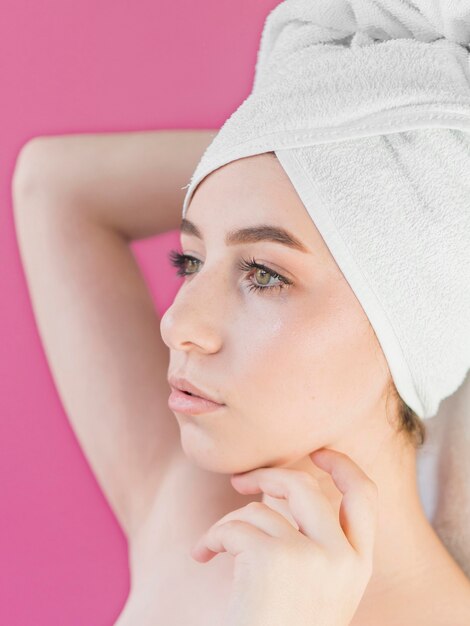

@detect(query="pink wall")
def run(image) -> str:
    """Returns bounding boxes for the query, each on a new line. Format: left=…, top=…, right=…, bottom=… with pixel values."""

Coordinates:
left=0, top=1, right=280, bottom=623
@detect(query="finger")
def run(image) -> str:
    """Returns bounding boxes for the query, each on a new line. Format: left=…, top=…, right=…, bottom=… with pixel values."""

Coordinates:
left=192, top=520, right=273, bottom=562
left=310, top=448, right=378, bottom=559
left=192, top=501, right=299, bottom=562
left=230, top=467, right=346, bottom=552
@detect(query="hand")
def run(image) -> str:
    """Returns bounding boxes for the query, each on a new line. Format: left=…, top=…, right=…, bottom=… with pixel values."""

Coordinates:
left=190, top=448, right=378, bottom=626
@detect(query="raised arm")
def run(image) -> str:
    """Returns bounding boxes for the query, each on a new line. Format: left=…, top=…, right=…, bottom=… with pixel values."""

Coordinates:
left=11, top=129, right=217, bottom=538
left=14, top=129, right=217, bottom=238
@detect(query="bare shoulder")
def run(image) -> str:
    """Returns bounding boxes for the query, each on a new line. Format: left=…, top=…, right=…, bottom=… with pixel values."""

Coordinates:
left=441, top=578, right=470, bottom=626
left=410, top=569, right=470, bottom=626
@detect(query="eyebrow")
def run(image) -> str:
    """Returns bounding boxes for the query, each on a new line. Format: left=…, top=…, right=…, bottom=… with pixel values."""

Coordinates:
left=180, top=218, right=310, bottom=253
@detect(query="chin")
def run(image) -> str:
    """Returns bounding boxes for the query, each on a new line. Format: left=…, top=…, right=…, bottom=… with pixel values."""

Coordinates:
left=179, top=436, right=263, bottom=475
left=178, top=430, right=237, bottom=474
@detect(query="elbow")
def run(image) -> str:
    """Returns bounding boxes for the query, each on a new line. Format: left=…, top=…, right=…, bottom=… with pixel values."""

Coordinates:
left=12, top=136, right=57, bottom=209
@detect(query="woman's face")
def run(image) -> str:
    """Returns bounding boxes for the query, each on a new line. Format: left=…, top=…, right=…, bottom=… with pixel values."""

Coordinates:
left=160, top=153, right=393, bottom=474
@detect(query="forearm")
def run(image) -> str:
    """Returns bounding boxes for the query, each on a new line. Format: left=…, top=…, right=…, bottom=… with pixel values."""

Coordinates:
left=12, top=129, right=217, bottom=241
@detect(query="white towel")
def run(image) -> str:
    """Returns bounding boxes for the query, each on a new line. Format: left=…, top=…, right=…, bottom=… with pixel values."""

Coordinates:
left=180, top=0, right=470, bottom=574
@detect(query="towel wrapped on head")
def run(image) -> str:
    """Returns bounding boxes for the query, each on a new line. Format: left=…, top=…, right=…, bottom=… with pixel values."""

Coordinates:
left=180, top=0, right=470, bottom=576
left=182, top=0, right=470, bottom=421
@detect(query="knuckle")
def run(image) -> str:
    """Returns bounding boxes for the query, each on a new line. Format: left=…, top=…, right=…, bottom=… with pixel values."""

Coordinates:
left=222, top=519, right=246, bottom=532
left=245, top=500, right=264, bottom=512
left=297, top=471, right=320, bottom=489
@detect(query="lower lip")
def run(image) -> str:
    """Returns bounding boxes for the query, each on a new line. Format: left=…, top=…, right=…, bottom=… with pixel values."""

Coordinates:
left=168, top=388, right=226, bottom=415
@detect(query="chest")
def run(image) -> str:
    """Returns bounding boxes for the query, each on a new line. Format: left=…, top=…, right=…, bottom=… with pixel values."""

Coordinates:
left=121, top=531, right=235, bottom=626
left=121, top=460, right=264, bottom=626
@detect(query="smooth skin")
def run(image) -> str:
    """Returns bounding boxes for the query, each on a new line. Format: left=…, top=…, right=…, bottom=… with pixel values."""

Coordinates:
left=12, top=132, right=470, bottom=625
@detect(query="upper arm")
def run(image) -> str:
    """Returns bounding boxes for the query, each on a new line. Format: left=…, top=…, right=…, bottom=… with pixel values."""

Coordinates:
left=12, top=137, right=186, bottom=538
left=12, top=129, right=218, bottom=240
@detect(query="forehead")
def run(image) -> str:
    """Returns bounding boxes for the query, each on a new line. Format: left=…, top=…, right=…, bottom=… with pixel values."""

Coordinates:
left=186, top=153, right=309, bottom=232
left=184, top=154, right=335, bottom=264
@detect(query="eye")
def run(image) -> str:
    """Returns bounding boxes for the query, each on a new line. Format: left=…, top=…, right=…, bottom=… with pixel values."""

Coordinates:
left=168, top=249, right=199, bottom=277
left=237, top=257, right=292, bottom=295
left=168, top=249, right=293, bottom=296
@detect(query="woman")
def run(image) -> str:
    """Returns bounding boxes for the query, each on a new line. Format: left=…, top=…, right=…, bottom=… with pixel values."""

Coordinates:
left=12, top=0, right=470, bottom=623
left=12, top=131, right=470, bottom=625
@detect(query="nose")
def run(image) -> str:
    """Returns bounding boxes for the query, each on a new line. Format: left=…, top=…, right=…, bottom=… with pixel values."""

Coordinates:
left=160, top=266, right=226, bottom=355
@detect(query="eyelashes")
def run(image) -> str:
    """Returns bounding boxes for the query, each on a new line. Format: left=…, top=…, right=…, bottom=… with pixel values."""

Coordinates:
left=168, top=249, right=198, bottom=278
left=167, top=249, right=292, bottom=295
left=237, top=256, right=292, bottom=294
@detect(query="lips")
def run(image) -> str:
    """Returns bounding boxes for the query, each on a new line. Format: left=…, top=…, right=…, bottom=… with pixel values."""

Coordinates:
left=167, top=376, right=224, bottom=405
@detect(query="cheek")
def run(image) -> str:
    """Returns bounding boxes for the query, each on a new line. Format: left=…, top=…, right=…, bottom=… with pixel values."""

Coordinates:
left=236, top=295, right=381, bottom=431
left=228, top=307, right=323, bottom=437
left=292, top=296, right=386, bottom=427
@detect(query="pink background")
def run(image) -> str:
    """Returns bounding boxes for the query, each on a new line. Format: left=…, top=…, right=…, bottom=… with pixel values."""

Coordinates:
left=0, top=1, right=280, bottom=623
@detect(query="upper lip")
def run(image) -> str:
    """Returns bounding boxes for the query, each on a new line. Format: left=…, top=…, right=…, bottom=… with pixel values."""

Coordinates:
left=168, top=376, right=224, bottom=404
